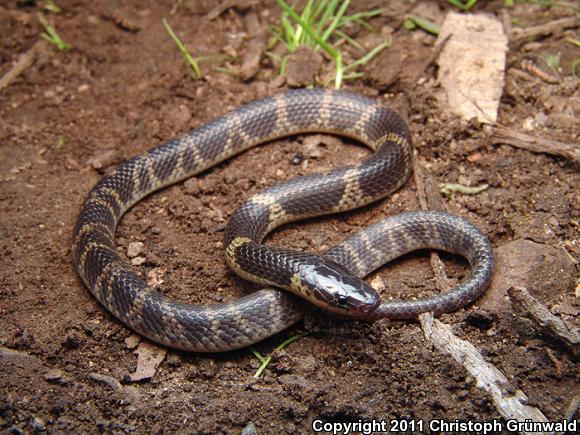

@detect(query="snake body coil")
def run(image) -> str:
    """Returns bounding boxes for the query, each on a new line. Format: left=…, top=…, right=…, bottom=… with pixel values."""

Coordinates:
left=73, top=89, right=494, bottom=352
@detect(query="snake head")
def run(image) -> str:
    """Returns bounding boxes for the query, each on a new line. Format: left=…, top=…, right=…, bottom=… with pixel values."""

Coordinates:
left=295, top=259, right=380, bottom=317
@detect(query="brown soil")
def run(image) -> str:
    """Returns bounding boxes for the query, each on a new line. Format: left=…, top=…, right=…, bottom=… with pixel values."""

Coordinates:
left=1, top=1, right=578, bottom=433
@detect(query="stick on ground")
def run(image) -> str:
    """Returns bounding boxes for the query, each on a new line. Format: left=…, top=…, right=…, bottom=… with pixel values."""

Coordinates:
left=510, top=16, right=580, bottom=46
left=507, top=285, right=580, bottom=352
left=420, top=315, right=549, bottom=428
left=0, top=41, right=46, bottom=92
left=489, top=126, right=580, bottom=164
left=413, top=159, right=549, bottom=427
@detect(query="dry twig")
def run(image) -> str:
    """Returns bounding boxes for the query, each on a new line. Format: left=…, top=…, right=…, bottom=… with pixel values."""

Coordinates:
left=508, top=285, right=580, bottom=352
left=489, top=126, right=580, bottom=164
left=420, top=315, right=549, bottom=427
left=0, top=41, right=46, bottom=92
left=510, top=16, right=580, bottom=46
left=413, top=161, right=548, bottom=427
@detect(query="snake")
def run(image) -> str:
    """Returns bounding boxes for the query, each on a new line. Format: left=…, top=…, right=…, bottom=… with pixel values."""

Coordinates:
left=72, top=88, right=494, bottom=352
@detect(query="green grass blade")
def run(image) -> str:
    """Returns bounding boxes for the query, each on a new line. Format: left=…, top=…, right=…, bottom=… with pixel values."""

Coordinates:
left=342, top=71, right=365, bottom=81
left=321, top=0, right=350, bottom=43
left=344, top=38, right=390, bottom=72
left=334, top=29, right=364, bottom=51
left=404, top=14, right=441, bottom=35
left=273, top=0, right=390, bottom=88
left=44, top=0, right=62, bottom=13
left=281, top=14, right=298, bottom=50
left=316, top=0, right=340, bottom=35
left=341, top=8, right=384, bottom=31
left=343, top=8, right=384, bottom=21
left=334, top=51, right=343, bottom=89
left=37, top=12, right=70, bottom=51
left=252, top=334, right=304, bottom=378
left=250, top=348, right=267, bottom=364
left=163, top=18, right=202, bottom=79
left=447, top=0, right=478, bottom=10
left=275, top=0, right=339, bottom=58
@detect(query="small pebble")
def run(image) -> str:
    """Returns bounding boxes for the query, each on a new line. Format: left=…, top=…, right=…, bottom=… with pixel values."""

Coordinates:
left=291, top=152, right=304, bottom=165
left=370, top=275, right=386, bottom=292
left=44, top=369, right=65, bottom=384
left=127, top=242, right=144, bottom=258
left=124, top=334, right=141, bottom=349
left=131, top=256, right=146, bottom=266
left=31, top=417, right=46, bottom=432
left=242, top=422, right=258, bottom=435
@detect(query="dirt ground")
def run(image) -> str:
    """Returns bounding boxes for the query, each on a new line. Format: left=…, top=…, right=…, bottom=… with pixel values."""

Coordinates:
left=1, top=0, right=578, bottom=433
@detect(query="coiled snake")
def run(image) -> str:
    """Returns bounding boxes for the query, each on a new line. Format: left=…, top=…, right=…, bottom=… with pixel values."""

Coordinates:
left=73, top=89, right=494, bottom=352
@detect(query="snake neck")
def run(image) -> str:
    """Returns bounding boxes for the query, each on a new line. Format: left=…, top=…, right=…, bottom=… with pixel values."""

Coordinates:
left=222, top=103, right=412, bottom=313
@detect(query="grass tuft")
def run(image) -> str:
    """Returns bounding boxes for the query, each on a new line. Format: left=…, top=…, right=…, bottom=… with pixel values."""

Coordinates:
left=163, top=18, right=202, bottom=79
left=37, top=12, right=70, bottom=51
left=251, top=334, right=304, bottom=378
left=272, top=0, right=388, bottom=88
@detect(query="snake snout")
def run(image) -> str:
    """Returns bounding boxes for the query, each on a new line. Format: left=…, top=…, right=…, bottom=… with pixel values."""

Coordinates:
left=335, top=275, right=381, bottom=316
left=303, top=261, right=381, bottom=317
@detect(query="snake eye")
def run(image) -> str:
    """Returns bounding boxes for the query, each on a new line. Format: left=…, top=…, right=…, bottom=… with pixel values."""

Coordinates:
left=337, top=295, right=348, bottom=306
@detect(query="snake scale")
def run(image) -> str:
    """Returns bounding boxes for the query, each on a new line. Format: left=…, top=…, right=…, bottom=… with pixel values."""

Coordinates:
left=73, top=88, right=494, bottom=352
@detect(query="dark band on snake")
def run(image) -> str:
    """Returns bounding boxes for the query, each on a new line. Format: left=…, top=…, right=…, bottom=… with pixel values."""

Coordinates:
left=72, top=88, right=494, bottom=352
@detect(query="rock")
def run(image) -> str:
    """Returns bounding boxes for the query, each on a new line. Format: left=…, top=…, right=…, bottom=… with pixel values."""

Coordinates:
left=126, top=341, right=167, bottom=382
left=370, top=275, right=386, bottom=292
left=511, top=213, right=557, bottom=243
left=478, top=239, right=575, bottom=313
left=291, top=152, right=304, bottom=165
left=126, top=242, right=144, bottom=258
left=44, top=369, right=66, bottom=384
left=130, top=256, right=146, bottom=266
left=242, top=422, right=258, bottom=435
left=285, top=47, right=322, bottom=88
left=124, top=334, right=141, bottom=349
left=0, top=346, right=42, bottom=367
left=31, top=416, right=46, bottom=431
left=437, top=12, right=508, bottom=123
